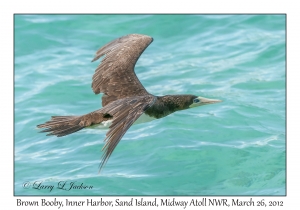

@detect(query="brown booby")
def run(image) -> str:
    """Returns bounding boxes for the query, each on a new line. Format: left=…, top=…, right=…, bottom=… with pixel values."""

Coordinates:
left=37, top=34, right=222, bottom=172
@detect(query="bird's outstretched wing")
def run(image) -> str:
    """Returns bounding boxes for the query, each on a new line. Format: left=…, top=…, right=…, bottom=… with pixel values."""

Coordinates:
left=91, top=34, right=153, bottom=107
left=96, top=95, right=156, bottom=172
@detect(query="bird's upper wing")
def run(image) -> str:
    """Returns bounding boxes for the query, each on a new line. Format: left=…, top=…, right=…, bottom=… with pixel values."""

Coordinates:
left=91, top=34, right=153, bottom=107
left=96, top=94, right=156, bottom=172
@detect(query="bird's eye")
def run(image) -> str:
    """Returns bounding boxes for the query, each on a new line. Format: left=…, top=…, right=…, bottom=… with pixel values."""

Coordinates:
left=193, top=98, right=200, bottom=103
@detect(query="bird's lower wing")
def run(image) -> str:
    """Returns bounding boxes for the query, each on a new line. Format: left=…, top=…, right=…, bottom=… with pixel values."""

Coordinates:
left=97, top=95, right=156, bottom=172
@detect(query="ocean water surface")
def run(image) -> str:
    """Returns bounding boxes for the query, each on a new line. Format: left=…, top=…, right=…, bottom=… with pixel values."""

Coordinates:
left=14, top=14, right=286, bottom=195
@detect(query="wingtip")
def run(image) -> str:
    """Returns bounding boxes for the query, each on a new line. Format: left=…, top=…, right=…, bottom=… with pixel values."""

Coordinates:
left=92, top=54, right=101, bottom=62
left=97, top=168, right=102, bottom=174
left=98, top=162, right=105, bottom=174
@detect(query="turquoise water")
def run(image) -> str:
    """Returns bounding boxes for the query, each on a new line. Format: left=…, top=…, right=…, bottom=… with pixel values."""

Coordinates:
left=14, top=14, right=286, bottom=195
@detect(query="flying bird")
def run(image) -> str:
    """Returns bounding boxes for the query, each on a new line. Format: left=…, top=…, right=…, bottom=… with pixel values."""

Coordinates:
left=37, top=34, right=222, bottom=172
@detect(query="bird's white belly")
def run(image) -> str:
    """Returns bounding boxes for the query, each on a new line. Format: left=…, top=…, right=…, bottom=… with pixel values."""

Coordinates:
left=87, top=113, right=156, bottom=129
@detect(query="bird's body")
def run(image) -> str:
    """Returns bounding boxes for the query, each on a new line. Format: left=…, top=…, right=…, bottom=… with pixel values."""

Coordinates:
left=37, top=34, right=222, bottom=172
left=89, top=113, right=156, bottom=129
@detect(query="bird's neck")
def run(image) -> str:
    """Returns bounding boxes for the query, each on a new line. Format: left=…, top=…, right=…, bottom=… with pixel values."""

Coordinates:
left=144, top=95, right=191, bottom=119
left=159, top=95, right=189, bottom=111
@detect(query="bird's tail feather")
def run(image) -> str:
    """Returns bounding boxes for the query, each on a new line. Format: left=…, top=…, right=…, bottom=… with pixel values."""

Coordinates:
left=37, top=115, right=85, bottom=137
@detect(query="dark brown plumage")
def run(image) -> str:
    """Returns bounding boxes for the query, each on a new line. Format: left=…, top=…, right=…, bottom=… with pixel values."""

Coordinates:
left=37, top=34, right=222, bottom=172
left=145, top=95, right=196, bottom=119
left=91, top=34, right=152, bottom=106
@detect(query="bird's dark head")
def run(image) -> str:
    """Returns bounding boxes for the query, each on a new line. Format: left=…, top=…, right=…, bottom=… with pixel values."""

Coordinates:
left=188, top=95, right=222, bottom=109
left=159, top=94, right=222, bottom=112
